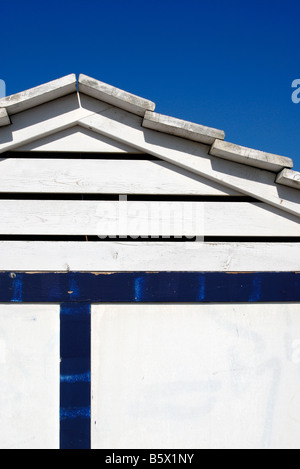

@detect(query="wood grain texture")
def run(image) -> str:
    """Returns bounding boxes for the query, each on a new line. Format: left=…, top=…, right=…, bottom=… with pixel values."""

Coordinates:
left=0, top=242, right=299, bottom=271
left=0, top=158, right=241, bottom=195
left=0, top=200, right=298, bottom=236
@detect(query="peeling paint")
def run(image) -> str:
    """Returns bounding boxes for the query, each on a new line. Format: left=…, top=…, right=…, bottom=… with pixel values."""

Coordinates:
left=60, top=407, right=91, bottom=421
left=90, top=272, right=116, bottom=276
left=226, top=272, right=255, bottom=275
left=60, top=372, right=91, bottom=384
left=198, top=275, right=206, bottom=301
left=249, top=276, right=263, bottom=302
left=134, top=276, right=145, bottom=302
left=12, top=277, right=23, bottom=302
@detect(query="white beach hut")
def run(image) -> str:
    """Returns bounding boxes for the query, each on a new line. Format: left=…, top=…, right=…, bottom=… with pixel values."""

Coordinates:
left=0, top=74, right=299, bottom=449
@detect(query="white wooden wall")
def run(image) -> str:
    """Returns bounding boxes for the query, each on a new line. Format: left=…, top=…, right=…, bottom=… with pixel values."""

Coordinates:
left=2, top=303, right=299, bottom=449
left=0, top=92, right=299, bottom=449
left=0, top=92, right=298, bottom=246
left=92, top=303, right=300, bottom=449
left=0, top=145, right=299, bottom=270
left=0, top=305, right=60, bottom=450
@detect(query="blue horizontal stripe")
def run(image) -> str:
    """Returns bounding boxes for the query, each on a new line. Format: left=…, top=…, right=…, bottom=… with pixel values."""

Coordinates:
left=0, top=272, right=298, bottom=302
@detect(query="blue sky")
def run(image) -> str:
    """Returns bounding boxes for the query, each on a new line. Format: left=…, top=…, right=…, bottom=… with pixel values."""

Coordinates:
left=1, top=0, right=300, bottom=169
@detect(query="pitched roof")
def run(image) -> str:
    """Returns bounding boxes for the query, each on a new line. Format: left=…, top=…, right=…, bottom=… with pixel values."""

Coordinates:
left=0, top=74, right=299, bottom=208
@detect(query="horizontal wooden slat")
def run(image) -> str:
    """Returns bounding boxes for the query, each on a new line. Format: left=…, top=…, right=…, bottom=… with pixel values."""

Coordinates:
left=0, top=201, right=298, bottom=236
left=0, top=158, right=241, bottom=196
left=0, top=242, right=298, bottom=272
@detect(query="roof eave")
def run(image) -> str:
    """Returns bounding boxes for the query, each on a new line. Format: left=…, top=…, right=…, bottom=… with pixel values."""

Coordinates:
left=0, top=74, right=77, bottom=115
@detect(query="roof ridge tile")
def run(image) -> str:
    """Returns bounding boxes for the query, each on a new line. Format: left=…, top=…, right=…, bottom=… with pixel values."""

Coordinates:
left=78, top=74, right=155, bottom=117
left=210, top=139, right=293, bottom=173
left=142, top=111, right=225, bottom=145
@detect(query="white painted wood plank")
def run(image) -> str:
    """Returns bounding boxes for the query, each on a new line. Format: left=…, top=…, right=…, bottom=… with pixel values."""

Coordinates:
left=0, top=74, right=77, bottom=115
left=0, top=242, right=298, bottom=272
left=0, top=304, right=60, bottom=449
left=0, top=200, right=298, bottom=236
left=77, top=107, right=300, bottom=217
left=91, top=303, right=300, bottom=449
left=14, top=126, right=142, bottom=153
left=0, top=159, right=241, bottom=195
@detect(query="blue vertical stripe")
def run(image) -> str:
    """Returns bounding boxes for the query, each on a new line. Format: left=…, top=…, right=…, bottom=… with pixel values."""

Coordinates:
left=60, top=303, right=91, bottom=450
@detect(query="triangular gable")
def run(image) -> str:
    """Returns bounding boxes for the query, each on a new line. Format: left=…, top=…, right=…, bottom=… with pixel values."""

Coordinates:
left=14, top=126, right=142, bottom=153
left=0, top=74, right=299, bottom=217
